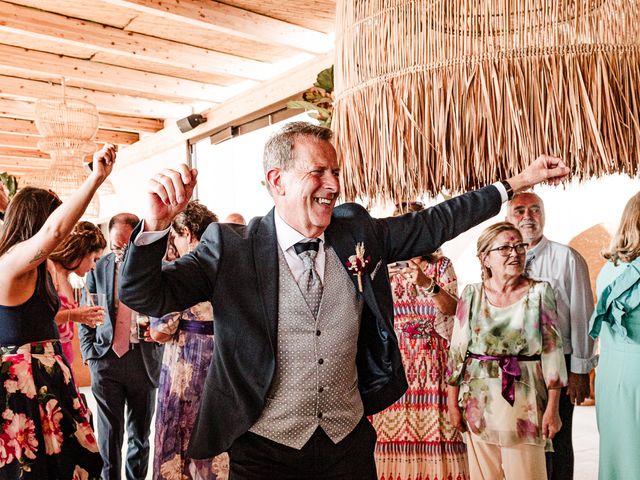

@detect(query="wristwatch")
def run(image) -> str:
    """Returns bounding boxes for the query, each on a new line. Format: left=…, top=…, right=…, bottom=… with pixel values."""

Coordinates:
left=500, top=180, right=514, bottom=200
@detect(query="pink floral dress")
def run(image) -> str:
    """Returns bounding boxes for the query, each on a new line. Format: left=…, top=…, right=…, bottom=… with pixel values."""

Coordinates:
left=447, top=281, right=567, bottom=448
left=56, top=294, right=76, bottom=366
left=0, top=272, right=102, bottom=478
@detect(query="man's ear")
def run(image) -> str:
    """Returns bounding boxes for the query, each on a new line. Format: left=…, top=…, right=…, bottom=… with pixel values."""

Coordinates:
left=266, top=168, right=284, bottom=196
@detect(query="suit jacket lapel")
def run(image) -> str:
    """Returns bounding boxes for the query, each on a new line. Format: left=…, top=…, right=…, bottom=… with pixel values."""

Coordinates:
left=325, top=227, right=384, bottom=320
left=253, top=209, right=279, bottom=350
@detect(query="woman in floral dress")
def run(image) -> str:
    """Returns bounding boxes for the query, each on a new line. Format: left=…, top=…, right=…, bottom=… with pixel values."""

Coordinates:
left=151, top=201, right=229, bottom=480
left=370, top=249, right=469, bottom=480
left=0, top=145, right=115, bottom=479
left=48, top=221, right=107, bottom=366
left=447, top=222, right=567, bottom=480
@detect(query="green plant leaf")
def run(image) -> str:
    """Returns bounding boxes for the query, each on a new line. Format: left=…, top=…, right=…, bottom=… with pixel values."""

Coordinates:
left=314, top=66, right=334, bottom=92
left=0, top=172, right=18, bottom=198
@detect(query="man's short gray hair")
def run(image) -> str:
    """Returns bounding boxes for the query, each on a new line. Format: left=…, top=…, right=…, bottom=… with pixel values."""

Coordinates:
left=263, top=122, right=333, bottom=176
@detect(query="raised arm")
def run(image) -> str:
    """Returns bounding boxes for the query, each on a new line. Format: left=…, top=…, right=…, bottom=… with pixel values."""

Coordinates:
left=144, top=164, right=198, bottom=231
left=0, top=145, right=115, bottom=278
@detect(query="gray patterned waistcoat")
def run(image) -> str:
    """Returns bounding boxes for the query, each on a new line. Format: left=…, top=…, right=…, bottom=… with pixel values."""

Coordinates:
left=249, top=246, right=364, bottom=449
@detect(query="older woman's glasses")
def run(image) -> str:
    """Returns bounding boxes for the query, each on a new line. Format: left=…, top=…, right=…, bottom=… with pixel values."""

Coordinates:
left=488, top=243, right=529, bottom=257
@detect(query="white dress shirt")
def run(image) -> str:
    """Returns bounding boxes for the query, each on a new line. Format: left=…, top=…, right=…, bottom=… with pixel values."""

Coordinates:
left=526, top=236, right=597, bottom=373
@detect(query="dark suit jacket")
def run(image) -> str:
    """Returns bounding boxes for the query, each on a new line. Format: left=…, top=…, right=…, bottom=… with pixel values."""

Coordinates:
left=78, top=252, right=163, bottom=386
left=119, top=185, right=502, bottom=458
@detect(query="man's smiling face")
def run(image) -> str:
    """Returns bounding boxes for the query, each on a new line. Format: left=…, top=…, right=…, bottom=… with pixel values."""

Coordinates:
left=269, top=135, right=340, bottom=238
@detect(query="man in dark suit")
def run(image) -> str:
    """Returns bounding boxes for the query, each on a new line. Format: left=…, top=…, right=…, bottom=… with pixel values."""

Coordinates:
left=119, top=122, right=569, bottom=479
left=79, top=213, right=163, bottom=480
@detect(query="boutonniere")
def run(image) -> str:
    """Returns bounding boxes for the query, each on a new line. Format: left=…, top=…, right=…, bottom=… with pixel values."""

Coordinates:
left=346, top=242, right=371, bottom=293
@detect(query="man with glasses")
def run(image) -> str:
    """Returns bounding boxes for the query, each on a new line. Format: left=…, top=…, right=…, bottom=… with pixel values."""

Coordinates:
left=506, top=192, right=596, bottom=480
left=79, top=213, right=163, bottom=480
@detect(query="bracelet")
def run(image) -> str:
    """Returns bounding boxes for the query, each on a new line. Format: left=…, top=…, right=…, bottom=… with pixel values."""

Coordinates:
left=425, top=281, right=441, bottom=295
left=66, top=310, right=71, bottom=323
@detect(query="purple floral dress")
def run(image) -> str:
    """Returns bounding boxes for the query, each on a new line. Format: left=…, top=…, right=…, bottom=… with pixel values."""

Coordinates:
left=152, top=302, right=228, bottom=480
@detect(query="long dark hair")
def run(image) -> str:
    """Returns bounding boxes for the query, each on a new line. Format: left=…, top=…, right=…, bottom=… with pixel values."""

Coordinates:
left=50, top=221, right=106, bottom=271
left=0, top=187, right=63, bottom=308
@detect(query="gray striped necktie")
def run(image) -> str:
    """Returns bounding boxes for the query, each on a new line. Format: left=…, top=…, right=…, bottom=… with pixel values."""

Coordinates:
left=294, top=241, right=323, bottom=317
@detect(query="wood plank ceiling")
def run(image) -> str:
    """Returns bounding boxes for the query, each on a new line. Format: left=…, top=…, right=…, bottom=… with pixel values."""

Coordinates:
left=0, top=0, right=335, bottom=176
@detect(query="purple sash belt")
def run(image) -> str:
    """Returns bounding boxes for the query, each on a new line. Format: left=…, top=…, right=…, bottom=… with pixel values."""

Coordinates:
left=467, top=352, right=541, bottom=406
left=178, top=320, right=214, bottom=335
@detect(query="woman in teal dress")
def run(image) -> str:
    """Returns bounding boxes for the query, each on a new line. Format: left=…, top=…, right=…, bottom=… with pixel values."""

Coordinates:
left=590, top=191, right=640, bottom=480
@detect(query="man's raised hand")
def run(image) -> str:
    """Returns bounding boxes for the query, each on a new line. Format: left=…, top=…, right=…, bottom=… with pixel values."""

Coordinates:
left=508, top=154, right=570, bottom=192
left=146, top=164, right=198, bottom=231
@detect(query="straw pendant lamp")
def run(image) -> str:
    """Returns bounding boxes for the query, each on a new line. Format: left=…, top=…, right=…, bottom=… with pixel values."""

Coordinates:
left=333, top=0, right=640, bottom=204
left=22, top=80, right=107, bottom=217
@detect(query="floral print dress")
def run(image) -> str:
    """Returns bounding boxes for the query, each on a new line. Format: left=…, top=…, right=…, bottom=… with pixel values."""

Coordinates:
left=447, top=280, right=567, bottom=448
left=152, top=302, right=229, bottom=480
left=0, top=273, right=102, bottom=479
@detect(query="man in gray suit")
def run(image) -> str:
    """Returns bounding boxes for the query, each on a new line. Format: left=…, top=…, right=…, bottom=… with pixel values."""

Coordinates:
left=79, top=213, right=163, bottom=480
left=119, top=122, right=569, bottom=479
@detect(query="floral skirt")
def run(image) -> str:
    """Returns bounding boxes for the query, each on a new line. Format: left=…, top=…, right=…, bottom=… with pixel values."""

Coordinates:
left=0, top=341, right=102, bottom=479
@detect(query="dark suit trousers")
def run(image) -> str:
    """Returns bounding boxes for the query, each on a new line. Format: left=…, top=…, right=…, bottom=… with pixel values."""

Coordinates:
left=546, top=355, right=574, bottom=480
left=229, top=416, right=377, bottom=480
left=89, top=347, right=157, bottom=480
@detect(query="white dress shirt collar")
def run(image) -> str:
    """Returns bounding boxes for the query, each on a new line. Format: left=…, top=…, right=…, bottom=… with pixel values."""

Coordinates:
left=274, top=211, right=325, bottom=252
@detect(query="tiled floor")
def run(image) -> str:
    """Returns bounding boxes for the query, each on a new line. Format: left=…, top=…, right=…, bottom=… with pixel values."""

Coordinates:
left=81, top=387, right=599, bottom=479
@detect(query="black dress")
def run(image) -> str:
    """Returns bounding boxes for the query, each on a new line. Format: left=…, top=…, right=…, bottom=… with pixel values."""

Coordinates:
left=0, top=271, right=102, bottom=479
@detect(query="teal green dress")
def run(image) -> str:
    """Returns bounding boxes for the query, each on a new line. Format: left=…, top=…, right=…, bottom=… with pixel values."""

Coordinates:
left=590, top=258, right=640, bottom=480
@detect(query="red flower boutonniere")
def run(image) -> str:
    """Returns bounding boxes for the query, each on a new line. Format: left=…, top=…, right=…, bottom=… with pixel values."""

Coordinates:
left=346, top=242, right=371, bottom=293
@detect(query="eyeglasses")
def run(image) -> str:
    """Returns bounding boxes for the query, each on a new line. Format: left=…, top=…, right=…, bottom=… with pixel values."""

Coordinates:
left=487, top=243, right=529, bottom=257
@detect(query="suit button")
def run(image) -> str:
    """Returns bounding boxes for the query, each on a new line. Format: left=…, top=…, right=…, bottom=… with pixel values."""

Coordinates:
left=318, top=358, right=324, bottom=365
left=316, top=330, right=321, bottom=336
left=317, top=412, right=323, bottom=419
left=318, top=386, right=324, bottom=393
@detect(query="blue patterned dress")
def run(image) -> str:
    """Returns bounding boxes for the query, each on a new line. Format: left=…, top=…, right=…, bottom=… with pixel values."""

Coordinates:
left=151, top=302, right=228, bottom=480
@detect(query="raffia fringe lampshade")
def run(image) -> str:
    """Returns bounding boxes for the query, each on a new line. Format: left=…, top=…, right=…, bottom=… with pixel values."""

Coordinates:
left=333, top=0, right=640, bottom=203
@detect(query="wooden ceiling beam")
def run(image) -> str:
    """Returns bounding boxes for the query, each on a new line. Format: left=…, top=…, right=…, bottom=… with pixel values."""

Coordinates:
left=0, top=44, right=230, bottom=103
left=0, top=133, right=39, bottom=149
left=0, top=1, right=271, bottom=81
left=101, top=0, right=331, bottom=54
left=0, top=162, right=50, bottom=175
left=0, top=75, right=193, bottom=119
left=0, top=99, right=162, bottom=134
left=0, top=118, right=140, bottom=145
left=0, top=147, right=49, bottom=159
left=98, top=114, right=163, bottom=134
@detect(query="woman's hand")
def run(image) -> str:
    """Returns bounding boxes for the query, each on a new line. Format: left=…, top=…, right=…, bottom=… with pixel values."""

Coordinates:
left=67, top=306, right=105, bottom=328
left=90, top=144, right=117, bottom=182
left=402, top=259, right=435, bottom=289
left=542, top=403, right=562, bottom=440
left=447, top=386, right=466, bottom=432
left=448, top=403, right=466, bottom=432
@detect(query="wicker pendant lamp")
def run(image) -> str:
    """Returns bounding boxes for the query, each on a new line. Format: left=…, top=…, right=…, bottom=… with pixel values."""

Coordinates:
left=333, top=0, right=640, bottom=203
left=23, top=81, right=106, bottom=217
